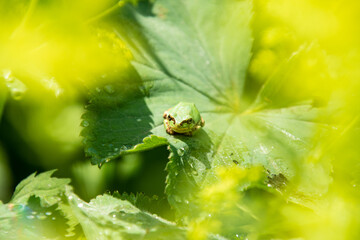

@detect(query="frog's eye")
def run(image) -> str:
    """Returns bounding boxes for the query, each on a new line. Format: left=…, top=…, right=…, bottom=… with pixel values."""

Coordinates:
left=168, top=115, right=175, bottom=122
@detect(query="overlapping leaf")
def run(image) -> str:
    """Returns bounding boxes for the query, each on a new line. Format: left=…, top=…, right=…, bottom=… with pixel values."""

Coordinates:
left=4, top=170, right=225, bottom=240
left=10, top=170, right=70, bottom=207
left=67, top=192, right=226, bottom=240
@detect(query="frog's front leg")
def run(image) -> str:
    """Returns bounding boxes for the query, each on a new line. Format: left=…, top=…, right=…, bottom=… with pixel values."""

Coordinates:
left=166, top=127, right=175, bottom=135
left=200, top=117, right=205, bottom=127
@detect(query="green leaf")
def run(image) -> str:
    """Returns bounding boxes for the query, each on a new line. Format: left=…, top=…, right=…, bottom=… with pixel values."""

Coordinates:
left=1, top=171, right=81, bottom=239
left=82, top=0, right=253, bottom=165
left=4, top=196, right=71, bottom=240
left=0, top=202, right=16, bottom=238
left=113, top=192, right=174, bottom=220
left=82, top=0, right=331, bottom=221
left=1, top=69, right=27, bottom=101
left=66, top=192, right=226, bottom=240
left=10, top=170, right=70, bottom=207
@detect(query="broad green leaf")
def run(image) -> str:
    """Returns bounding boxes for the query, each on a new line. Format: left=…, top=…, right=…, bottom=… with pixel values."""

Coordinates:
left=113, top=192, right=172, bottom=219
left=82, top=0, right=332, bottom=221
left=10, top=170, right=70, bottom=207
left=66, top=192, right=227, bottom=240
left=0, top=202, right=16, bottom=239
left=0, top=196, right=72, bottom=240
left=1, top=171, right=80, bottom=239
left=82, top=0, right=253, bottom=165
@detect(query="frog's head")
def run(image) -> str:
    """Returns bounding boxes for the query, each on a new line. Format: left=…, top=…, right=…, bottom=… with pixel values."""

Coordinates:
left=163, top=102, right=203, bottom=134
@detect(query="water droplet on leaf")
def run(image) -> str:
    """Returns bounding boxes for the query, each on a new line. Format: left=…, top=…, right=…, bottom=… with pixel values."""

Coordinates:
left=10, top=89, right=24, bottom=100
left=177, top=147, right=185, bottom=156
left=104, top=84, right=115, bottom=94
left=37, top=214, right=47, bottom=220
left=2, top=69, right=11, bottom=80
left=81, top=120, right=90, bottom=127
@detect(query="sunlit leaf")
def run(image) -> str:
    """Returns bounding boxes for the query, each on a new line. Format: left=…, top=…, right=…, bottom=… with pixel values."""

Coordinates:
left=67, top=192, right=226, bottom=240
left=82, top=0, right=332, bottom=224
left=10, top=170, right=70, bottom=207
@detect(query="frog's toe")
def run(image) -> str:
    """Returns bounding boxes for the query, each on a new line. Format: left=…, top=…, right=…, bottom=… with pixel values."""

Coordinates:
left=200, top=117, right=205, bottom=127
left=166, top=127, right=175, bottom=135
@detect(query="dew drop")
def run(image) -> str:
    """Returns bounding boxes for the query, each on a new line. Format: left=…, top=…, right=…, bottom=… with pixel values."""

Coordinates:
left=11, top=89, right=24, bottom=100
left=77, top=203, right=84, bottom=208
left=120, top=146, right=128, bottom=151
left=68, top=195, right=73, bottom=200
left=114, top=147, right=119, bottom=152
left=45, top=212, right=52, bottom=216
left=259, top=143, right=270, bottom=154
left=81, top=120, right=90, bottom=127
left=37, top=214, right=47, bottom=220
left=52, top=217, right=56, bottom=220
left=177, top=147, right=185, bottom=156
left=6, top=76, right=15, bottom=83
left=189, top=161, right=194, bottom=168
left=104, top=84, right=115, bottom=94
left=173, top=195, right=182, bottom=203
left=2, top=69, right=11, bottom=80
left=104, top=229, right=111, bottom=236
left=267, top=183, right=272, bottom=187
left=26, top=215, right=35, bottom=219
left=136, top=118, right=142, bottom=122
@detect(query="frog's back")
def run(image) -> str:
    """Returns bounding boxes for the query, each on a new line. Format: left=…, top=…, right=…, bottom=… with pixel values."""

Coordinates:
left=171, top=102, right=201, bottom=123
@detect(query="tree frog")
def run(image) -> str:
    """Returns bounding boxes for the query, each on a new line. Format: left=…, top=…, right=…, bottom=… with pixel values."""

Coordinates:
left=163, top=102, right=205, bottom=136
